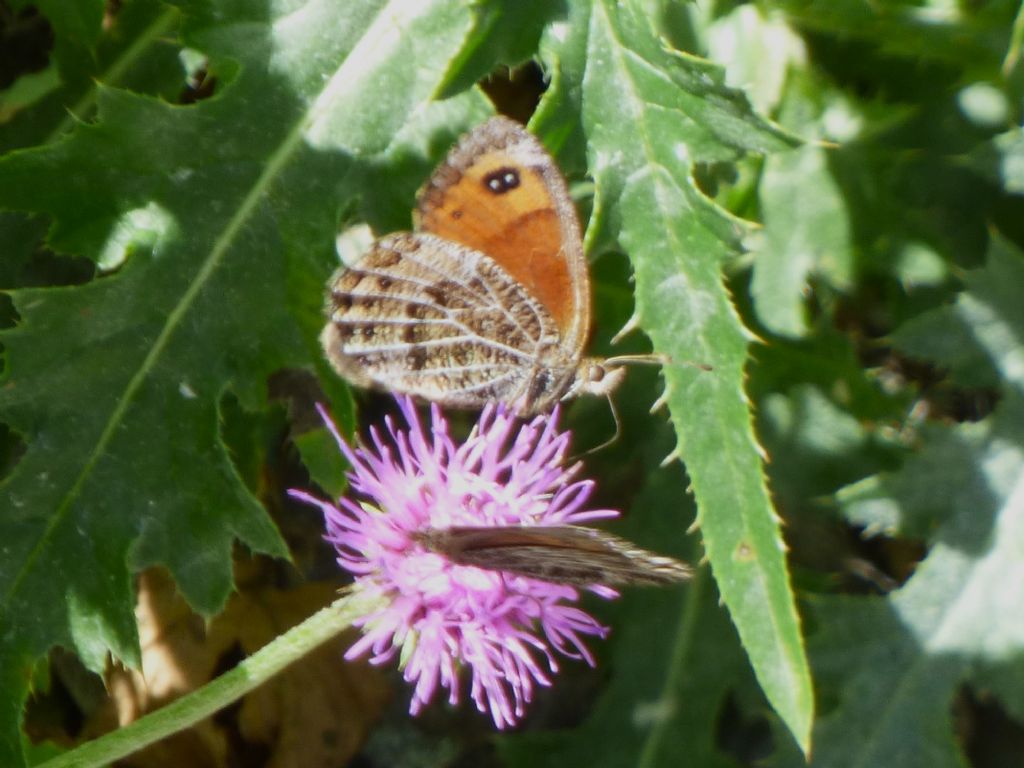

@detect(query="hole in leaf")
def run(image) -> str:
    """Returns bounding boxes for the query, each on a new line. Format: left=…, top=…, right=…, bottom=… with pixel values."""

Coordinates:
left=715, top=691, right=773, bottom=764
left=0, top=5, right=53, bottom=91
left=957, top=685, right=1024, bottom=768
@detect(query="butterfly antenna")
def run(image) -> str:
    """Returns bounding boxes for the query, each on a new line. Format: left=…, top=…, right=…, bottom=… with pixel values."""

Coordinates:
left=604, top=352, right=712, bottom=372
left=573, top=392, right=622, bottom=459
left=570, top=355, right=711, bottom=460
left=603, top=352, right=667, bottom=367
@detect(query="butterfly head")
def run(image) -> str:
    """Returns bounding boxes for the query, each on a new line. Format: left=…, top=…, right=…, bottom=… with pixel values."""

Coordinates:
left=570, top=358, right=627, bottom=400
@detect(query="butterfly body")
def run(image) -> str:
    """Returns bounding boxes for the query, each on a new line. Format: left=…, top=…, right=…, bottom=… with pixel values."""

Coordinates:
left=414, top=525, right=692, bottom=587
left=323, top=117, right=624, bottom=416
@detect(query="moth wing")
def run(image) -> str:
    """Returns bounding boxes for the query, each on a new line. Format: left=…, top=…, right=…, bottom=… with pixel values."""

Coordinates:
left=429, top=525, right=692, bottom=587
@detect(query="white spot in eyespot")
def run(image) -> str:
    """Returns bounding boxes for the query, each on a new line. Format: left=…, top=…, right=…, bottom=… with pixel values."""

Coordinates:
left=179, top=381, right=197, bottom=399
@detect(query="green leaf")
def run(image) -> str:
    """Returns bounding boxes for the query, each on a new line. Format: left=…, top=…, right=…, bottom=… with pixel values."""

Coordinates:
left=501, top=416, right=757, bottom=768
left=293, top=427, right=350, bottom=501
left=811, top=391, right=1024, bottom=768
left=742, top=4, right=1016, bottom=324
left=780, top=595, right=969, bottom=768
left=969, top=127, right=1024, bottom=196
left=12, top=0, right=104, bottom=53
left=752, top=143, right=854, bottom=337
left=0, top=1, right=498, bottom=763
left=758, top=384, right=885, bottom=500
left=890, top=237, right=1024, bottom=392
left=706, top=4, right=808, bottom=116
left=775, top=0, right=1016, bottom=72
left=0, top=66, right=61, bottom=123
left=746, top=48, right=1001, bottom=338
left=0, top=0, right=183, bottom=154
left=435, top=0, right=560, bottom=98
left=532, top=0, right=812, bottom=753
left=811, top=243, right=1024, bottom=767
left=621, top=165, right=814, bottom=757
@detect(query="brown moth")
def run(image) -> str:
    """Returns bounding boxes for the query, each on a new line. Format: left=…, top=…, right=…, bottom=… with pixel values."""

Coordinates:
left=414, top=525, right=692, bottom=587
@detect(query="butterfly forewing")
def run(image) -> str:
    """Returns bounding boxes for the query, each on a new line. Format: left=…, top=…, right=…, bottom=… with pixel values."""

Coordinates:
left=415, top=525, right=692, bottom=587
left=416, top=117, right=590, bottom=349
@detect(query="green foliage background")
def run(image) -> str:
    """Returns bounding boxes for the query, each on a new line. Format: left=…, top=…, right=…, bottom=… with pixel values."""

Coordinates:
left=1, top=0, right=1022, bottom=766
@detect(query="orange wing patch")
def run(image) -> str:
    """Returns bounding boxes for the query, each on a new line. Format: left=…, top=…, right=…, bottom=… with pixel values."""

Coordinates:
left=416, top=123, right=583, bottom=339
left=418, top=151, right=573, bottom=336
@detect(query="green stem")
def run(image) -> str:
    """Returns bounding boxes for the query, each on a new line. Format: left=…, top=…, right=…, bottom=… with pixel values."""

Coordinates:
left=637, top=567, right=706, bottom=768
left=1005, top=1, right=1024, bottom=78
left=36, top=590, right=383, bottom=768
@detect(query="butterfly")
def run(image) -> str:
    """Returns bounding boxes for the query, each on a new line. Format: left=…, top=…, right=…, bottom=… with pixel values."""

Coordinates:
left=414, top=525, right=692, bottom=587
left=321, top=116, right=627, bottom=417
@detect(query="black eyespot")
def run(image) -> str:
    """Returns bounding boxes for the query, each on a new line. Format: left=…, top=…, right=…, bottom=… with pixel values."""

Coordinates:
left=484, top=167, right=520, bottom=194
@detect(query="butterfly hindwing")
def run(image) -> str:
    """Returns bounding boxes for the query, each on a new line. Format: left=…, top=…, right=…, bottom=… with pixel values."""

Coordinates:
left=323, top=233, right=576, bottom=408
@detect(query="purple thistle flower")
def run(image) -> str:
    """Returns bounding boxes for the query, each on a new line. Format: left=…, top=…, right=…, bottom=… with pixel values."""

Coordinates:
left=289, top=397, right=618, bottom=728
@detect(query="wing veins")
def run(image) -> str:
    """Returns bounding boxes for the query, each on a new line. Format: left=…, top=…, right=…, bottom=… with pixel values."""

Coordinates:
left=340, top=333, right=535, bottom=362
left=340, top=263, right=541, bottom=348
left=397, top=248, right=549, bottom=345
left=344, top=266, right=493, bottom=310
left=417, top=370, right=521, bottom=397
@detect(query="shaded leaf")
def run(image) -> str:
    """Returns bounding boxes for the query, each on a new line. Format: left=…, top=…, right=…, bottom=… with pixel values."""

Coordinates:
left=891, top=238, right=1024, bottom=392
left=0, top=0, right=184, bottom=154
left=706, top=4, right=807, bottom=116
left=812, top=243, right=1024, bottom=767
left=0, top=1, right=494, bottom=764
left=11, top=0, right=104, bottom=54
left=752, top=142, right=854, bottom=337
left=803, top=394, right=1024, bottom=767
left=776, top=0, right=1015, bottom=73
